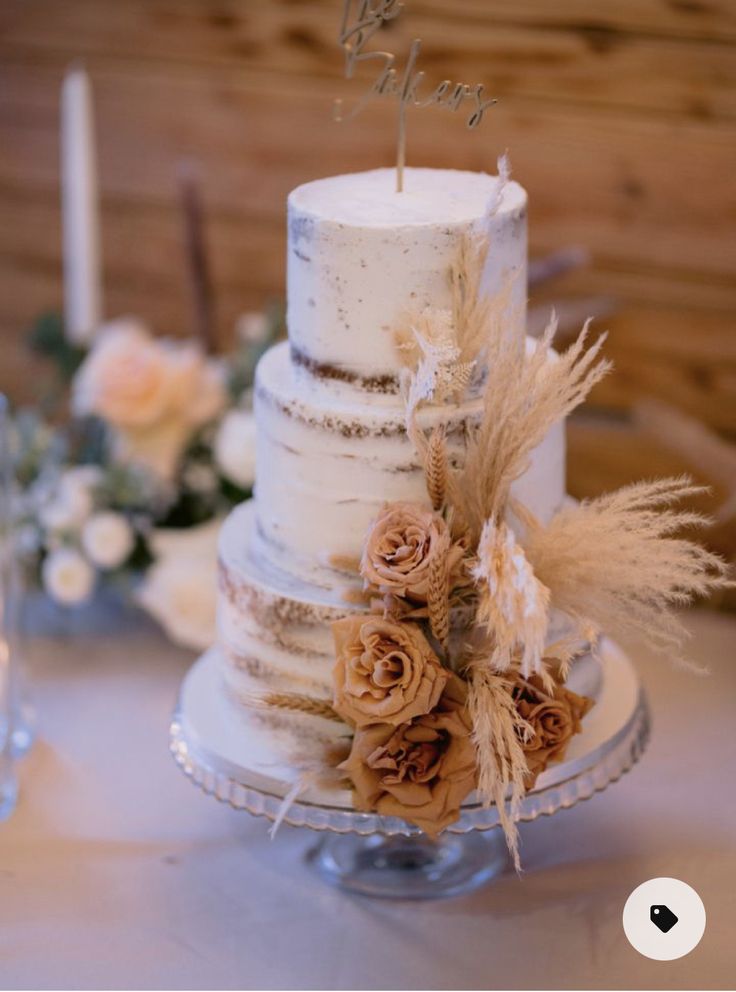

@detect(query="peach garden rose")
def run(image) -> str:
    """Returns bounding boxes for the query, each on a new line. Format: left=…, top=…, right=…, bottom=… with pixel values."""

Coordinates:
left=332, top=614, right=448, bottom=728
left=73, top=318, right=226, bottom=480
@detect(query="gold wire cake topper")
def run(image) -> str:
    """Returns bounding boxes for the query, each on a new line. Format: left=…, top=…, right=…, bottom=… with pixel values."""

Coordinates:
left=335, top=0, right=497, bottom=192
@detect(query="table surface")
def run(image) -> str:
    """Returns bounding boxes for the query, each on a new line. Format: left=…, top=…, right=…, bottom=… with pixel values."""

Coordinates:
left=2, top=601, right=735, bottom=991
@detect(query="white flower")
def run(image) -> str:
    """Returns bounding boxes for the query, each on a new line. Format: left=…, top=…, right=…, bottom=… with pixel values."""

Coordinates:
left=62, top=465, right=104, bottom=493
left=136, top=518, right=222, bottom=651
left=81, top=512, right=135, bottom=570
left=182, top=461, right=219, bottom=495
left=42, top=548, right=96, bottom=606
left=73, top=320, right=227, bottom=482
left=472, top=518, right=551, bottom=677
left=39, top=466, right=101, bottom=533
left=214, top=409, right=257, bottom=489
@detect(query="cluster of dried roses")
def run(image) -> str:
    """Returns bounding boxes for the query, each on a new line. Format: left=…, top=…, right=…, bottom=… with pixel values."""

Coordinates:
left=330, top=501, right=593, bottom=834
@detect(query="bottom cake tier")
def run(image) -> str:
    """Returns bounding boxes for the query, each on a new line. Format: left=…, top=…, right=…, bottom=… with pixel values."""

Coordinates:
left=175, top=636, right=640, bottom=812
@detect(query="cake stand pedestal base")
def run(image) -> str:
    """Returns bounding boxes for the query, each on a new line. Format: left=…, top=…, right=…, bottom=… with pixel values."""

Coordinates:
left=308, top=830, right=508, bottom=899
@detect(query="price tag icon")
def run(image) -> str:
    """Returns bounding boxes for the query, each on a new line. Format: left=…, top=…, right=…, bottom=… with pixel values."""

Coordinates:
left=650, top=904, right=679, bottom=933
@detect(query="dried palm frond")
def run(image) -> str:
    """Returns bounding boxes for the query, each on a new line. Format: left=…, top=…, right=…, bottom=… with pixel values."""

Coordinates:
left=464, top=649, right=531, bottom=871
left=472, top=518, right=551, bottom=676
left=270, top=744, right=350, bottom=838
left=543, top=633, right=593, bottom=682
left=515, top=478, right=732, bottom=668
left=450, top=153, right=511, bottom=369
left=451, top=232, right=493, bottom=369
left=458, top=316, right=612, bottom=543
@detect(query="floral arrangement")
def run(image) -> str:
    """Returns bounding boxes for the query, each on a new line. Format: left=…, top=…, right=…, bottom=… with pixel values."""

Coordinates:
left=11, top=308, right=282, bottom=648
left=261, top=183, right=730, bottom=864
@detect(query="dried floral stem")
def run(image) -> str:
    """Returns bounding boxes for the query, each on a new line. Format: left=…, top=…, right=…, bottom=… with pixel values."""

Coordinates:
left=515, top=478, right=732, bottom=668
left=428, top=551, right=450, bottom=648
left=458, top=317, right=612, bottom=544
left=464, top=650, right=530, bottom=871
left=472, top=517, right=551, bottom=676
left=426, top=424, right=449, bottom=510
left=270, top=749, right=350, bottom=838
left=242, top=690, right=343, bottom=723
left=451, top=233, right=493, bottom=369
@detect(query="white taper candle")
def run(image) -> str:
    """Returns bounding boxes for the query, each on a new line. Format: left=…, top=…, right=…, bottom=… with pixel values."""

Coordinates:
left=61, top=64, right=102, bottom=345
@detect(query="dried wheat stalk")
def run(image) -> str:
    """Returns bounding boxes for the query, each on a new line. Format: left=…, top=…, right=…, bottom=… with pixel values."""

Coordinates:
left=428, top=551, right=451, bottom=648
left=515, top=478, right=732, bottom=667
left=425, top=424, right=449, bottom=510
left=243, top=690, right=343, bottom=723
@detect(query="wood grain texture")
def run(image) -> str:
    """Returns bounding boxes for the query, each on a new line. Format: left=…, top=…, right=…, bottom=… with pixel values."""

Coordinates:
left=2, top=0, right=735, bottom=118
left=0, top=0, right=734, bottom=483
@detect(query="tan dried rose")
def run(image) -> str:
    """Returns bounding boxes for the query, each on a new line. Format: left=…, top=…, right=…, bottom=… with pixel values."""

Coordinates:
left=340, top=675, right=477, bottom=835
left=360, top=502, right=465, bottom=603
left=514, top=675, right=594, bottom=789
left=332, top=615, right=448, bottom=728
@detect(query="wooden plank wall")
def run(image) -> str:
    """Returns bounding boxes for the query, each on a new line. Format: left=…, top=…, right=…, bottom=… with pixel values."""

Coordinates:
left=0, top=0, right=734, bottom=501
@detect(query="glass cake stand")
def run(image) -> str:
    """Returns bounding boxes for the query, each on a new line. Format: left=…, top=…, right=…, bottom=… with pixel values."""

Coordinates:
left=170, top=639, right=650, bottom=899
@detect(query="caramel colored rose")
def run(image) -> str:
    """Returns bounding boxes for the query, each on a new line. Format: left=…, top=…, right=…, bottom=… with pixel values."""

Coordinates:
left=340, top=675, right=476, bottom=835
left=515, top=675, right=594, bottom=789
left=332, top=615, right=448, bottom=728
left=361, top=502, right=464, bottom=602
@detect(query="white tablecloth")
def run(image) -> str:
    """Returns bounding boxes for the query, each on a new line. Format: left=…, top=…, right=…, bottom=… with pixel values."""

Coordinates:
left=2, top=603, right=735, bottom=990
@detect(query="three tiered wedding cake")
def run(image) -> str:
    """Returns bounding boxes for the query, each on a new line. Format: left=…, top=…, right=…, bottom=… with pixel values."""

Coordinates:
left=181, top=160, right=725, bottom=856
left=217, top=167, right=581, bottom=795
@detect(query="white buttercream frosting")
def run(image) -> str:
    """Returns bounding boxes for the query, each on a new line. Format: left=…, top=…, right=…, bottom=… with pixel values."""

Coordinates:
left=288, top=167, right=527, bottom=381
left=252, top=342, right=565, bottom=589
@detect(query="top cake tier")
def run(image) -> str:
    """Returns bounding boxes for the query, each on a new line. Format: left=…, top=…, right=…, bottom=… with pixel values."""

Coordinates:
left=287, top=167, right=527, bottom=389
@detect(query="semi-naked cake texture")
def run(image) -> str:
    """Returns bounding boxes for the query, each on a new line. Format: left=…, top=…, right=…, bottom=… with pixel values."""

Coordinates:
left=217, top=167, right=580, bottom=787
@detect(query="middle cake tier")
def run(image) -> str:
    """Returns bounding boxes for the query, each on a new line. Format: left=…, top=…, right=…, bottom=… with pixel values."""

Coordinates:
left=252, top=341, right=566, bottom=590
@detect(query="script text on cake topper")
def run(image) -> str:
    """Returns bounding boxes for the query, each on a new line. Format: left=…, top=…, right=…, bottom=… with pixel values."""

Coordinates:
left=335, top=0, right=496, bottom=191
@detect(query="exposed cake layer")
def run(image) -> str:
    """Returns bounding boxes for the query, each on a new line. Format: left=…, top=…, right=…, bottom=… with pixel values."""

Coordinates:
left=252, top=342, right=566, bottom=589
left=217, top=502, right=602, bottom=777
left=218, top=502, right=353, bottom=766
left=288, top=168, right=527, bottom=386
